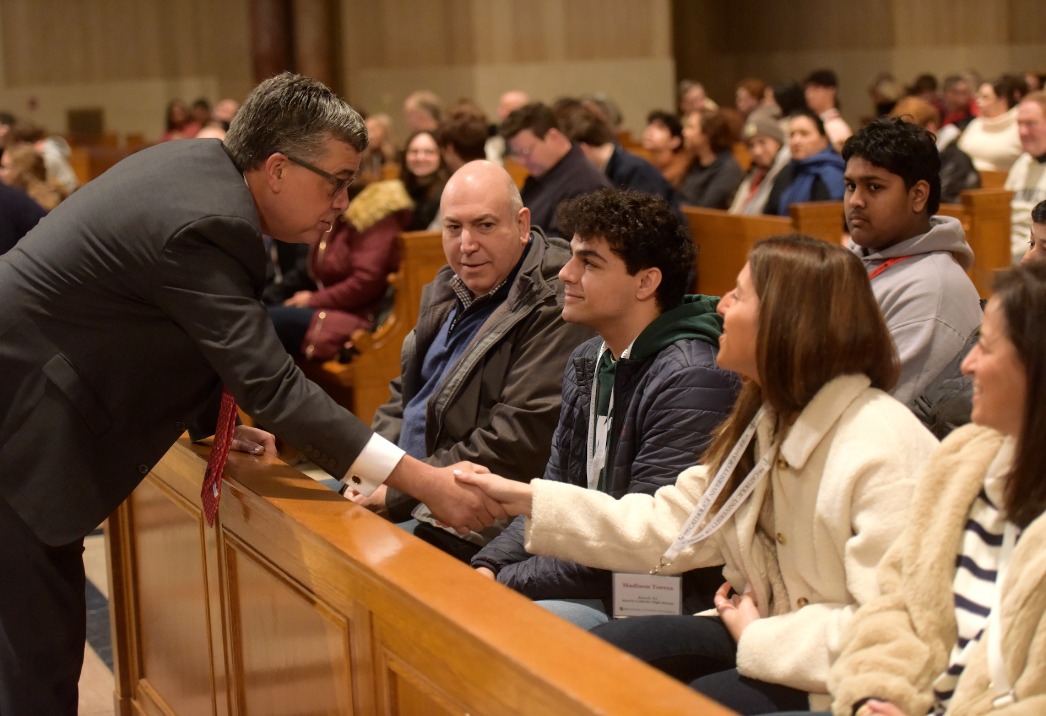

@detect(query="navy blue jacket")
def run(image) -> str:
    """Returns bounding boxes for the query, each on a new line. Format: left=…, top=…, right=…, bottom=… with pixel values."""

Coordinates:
left=472, top=330, right=739, bottom=607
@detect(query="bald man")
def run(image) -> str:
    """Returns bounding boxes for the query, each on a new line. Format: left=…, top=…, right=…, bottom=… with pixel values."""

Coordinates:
left=358, top=161, right=594, bottom=559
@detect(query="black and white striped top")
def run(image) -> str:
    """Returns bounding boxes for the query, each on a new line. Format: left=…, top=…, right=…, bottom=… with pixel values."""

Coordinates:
left=931, top=439, right=1016, bottom=714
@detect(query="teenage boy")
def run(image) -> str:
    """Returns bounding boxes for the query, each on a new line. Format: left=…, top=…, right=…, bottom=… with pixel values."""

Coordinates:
left=842, top=117, right=982, bottom=404
left=471, top=188, right=740, bottom=627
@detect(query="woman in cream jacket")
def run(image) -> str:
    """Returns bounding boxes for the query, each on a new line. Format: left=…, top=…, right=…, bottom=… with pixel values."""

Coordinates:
left=827, top=264, right=1046, bottom=716
left=458, top=236, right=938, bottom=714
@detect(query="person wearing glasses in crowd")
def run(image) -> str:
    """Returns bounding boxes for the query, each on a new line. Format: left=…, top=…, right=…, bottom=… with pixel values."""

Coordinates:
left=0, top=72, right=506, bottom=715
left=500, top=101, right=610, bottom=237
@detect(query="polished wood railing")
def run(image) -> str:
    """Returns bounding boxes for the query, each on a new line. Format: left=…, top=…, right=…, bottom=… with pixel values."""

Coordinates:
left=105, top=439, right=735, bottom=715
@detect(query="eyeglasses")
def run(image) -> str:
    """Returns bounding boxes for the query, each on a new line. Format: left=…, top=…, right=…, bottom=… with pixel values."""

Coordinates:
left=509, top=137, right=541, bottom=158
left=284, top=153, right=356, bottom=197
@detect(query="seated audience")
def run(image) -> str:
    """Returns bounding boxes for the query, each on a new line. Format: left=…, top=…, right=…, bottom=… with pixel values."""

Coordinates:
left=678, top=110, right=744, bottom=209
left=829, top=262, right=1046, bottom=716
left=868, top=72, right=903, bottom=117
left=458, top=235, right=938, bottom=714
left=356, top=113, right=397, bottom=184
left=195, top=98, right=240, bottom=141
left=487, top=89, right=531, bottom=164
left=354, top=160, right=593, bottom=559
left=767, top=81, right=806, bottom=120
left=1005, top=91, right=1046, bottom=263
left=0, top=143, right=67, bottom=211
left=580, top=93, right=624, bottom=134
left=891, top=96, right=981, bottom=204
left=642, top=110, right=690, bottom=188
left=958, top=75, right=1024, bottom=172
left=160, top=98, right=200, bottom=141
left=500, top=102, right=610, bottom=237
left=678, top=80, right=718, bottom=115
left=563, top=107, right=677, bottom=205
left=735, top=77, right=767, bottom=120
left=5, top=121, right=79, bottom=195
left=400, top=130, right=449, bottom=230
left=0, top=181, right=46, bottom=255
left=402, top=90, right=443, bottom=133
left=765, top=109, right=845, bottom=216
left=267, top=179, right=410, bottom=360
left=260, top=238, right=314, bottom=307
left=843, top=117, right=982, bottom=405
left=436, top=111, right=489, bottom=172
left=1022, top=199, right=1046, bottom=264
left=937, top=73, right=977, bottom=147
left=729, top=115, right=790, bottom=215
left=804, top=68, right=853, bottom=152
left=470, top=188, right=739, bottom=627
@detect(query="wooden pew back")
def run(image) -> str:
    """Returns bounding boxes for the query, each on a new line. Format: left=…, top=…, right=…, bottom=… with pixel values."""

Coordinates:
left=938, top=187, right=1014, bottom=297
left=684, top=202, right=845, bottom=297
left=106, top=442, right=736, bottom=715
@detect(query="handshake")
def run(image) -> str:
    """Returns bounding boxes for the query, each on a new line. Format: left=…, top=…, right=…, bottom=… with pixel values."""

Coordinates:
left=349, top=459, right=536, bottom=535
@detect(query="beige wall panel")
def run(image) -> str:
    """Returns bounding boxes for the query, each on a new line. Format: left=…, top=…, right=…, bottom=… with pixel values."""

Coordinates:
left=341, top=0, right=671, bottom=137
left=346, top=58, right=674, bottom=140
left=0, top=0, right=251, bottom=141
left=472, top=58, right=676, bottom=133
left=893, top=0, right=1009, bottom=46
left=673, top=0, right=1046, bottom=131
left=341, top=0, right=475, bottom=70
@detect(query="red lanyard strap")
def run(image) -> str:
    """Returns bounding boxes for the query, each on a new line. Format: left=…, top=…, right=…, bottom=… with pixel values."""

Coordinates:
left=868, top=254, right=914, bottom=280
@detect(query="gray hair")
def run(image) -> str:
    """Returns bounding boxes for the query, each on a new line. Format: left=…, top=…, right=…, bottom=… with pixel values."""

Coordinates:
left=224, top=72, right=368, bottom=170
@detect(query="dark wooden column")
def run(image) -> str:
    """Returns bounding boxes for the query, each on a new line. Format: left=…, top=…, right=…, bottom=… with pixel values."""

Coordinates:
left=249, top=0, right=294, bottom=83
left=292, top=0, right=337, bottom=89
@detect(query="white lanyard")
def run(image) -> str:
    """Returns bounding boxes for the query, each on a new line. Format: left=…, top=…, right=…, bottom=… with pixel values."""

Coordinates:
left=652, top=405, right=772, bottom=574
left=585, top=341, right=633, bottom=490
left=987, top=521, right=1019, bottom=708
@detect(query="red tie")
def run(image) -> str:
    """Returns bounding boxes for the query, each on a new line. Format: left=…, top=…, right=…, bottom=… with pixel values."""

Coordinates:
left=202, top=388, right=237, bottom=526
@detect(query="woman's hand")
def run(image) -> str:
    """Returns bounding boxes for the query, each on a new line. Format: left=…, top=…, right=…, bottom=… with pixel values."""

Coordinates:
left=856, top=698, right=907, bottom=716
left=231, top=424, right=277, bottom=456
left=348, top=484, right=388, bottom=516
left=283, top=290, right=314, bottom=308
left=714, top=582, right=761, bottom=642
left=453, top=471, right=534, bottom=517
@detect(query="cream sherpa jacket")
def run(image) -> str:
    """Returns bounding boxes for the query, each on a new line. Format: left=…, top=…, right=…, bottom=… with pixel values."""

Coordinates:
left=830, top=424, right=1046, bottom=716
left=525, top=374, right=938, bottom=710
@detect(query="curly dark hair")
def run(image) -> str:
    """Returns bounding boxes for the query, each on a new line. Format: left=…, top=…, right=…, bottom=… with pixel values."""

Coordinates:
left=842, top=116, right=942, bottom=215
left=555, top=188, right=694, bottom=310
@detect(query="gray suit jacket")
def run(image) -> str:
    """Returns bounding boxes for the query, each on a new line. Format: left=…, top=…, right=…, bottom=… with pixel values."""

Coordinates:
left=0, top=139, right=373, bottom=545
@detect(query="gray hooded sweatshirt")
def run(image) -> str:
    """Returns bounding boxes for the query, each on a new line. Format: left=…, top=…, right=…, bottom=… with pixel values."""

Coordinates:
left=853, top=215, right=982, bottom=404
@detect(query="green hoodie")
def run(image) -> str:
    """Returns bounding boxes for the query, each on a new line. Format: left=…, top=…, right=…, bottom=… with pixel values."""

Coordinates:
left=629, top=294, right=724, bottom=361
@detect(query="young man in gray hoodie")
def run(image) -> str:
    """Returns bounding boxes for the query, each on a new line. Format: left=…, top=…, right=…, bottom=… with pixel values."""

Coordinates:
left=470, top=188, right=740, bottom=628
left=842, top=117, right=982, bottom=404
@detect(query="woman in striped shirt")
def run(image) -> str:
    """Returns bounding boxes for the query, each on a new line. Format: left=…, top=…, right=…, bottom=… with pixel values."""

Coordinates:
left=828, top=262, right=1046, bottom=716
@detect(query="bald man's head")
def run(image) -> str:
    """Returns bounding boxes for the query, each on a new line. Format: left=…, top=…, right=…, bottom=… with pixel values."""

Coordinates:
left=440, top=160, right=531, bottom=296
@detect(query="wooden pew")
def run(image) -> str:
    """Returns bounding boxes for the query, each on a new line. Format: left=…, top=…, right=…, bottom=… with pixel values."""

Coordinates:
left=978, top=169, right=1008, bottom=190
left=105, top=440, right=736, bottom=715
left=67, top=143, right=138, bottom=184
left=503, top=156, right=529, bottom=189
left=683, top=202, right=846, bottom=297
left=938, top=187, right=1014, bottom=297
left=296, top=229, right=445, bottom=425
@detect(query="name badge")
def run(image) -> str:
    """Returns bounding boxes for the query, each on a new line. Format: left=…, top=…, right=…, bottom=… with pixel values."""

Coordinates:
left=612, top=572, right=682, bottom=618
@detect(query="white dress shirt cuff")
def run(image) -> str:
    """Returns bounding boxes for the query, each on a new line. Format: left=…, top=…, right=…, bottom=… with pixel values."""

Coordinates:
left=340, top=434, right=405, bottom=496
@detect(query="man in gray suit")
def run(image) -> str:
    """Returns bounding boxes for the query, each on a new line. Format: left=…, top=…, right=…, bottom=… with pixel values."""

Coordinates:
left=0, top=73, right=504, bottom=715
